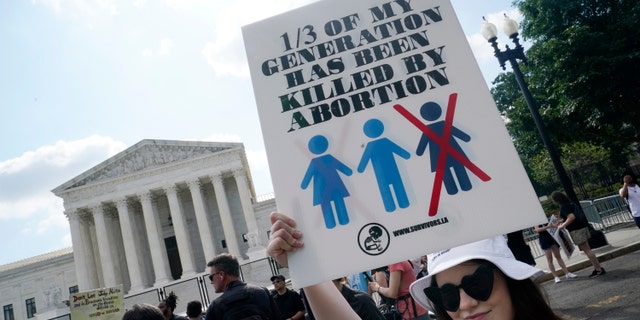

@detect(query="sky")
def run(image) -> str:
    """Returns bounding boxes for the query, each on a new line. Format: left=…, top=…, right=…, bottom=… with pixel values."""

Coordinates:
left=0, top=0, right=523, bottom=266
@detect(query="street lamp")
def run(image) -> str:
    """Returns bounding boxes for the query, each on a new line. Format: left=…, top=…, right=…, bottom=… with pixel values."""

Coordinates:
left=482, top=15, right=580, bottom=205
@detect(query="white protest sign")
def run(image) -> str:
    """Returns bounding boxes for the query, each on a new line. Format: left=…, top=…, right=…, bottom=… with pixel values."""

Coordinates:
left=243, top=0, right=547, bottom=288
left=548, top=215, right=575, bottom=259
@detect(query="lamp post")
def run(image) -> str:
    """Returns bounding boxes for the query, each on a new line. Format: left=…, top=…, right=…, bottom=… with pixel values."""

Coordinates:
left=482, top=15, right=580, bottom=205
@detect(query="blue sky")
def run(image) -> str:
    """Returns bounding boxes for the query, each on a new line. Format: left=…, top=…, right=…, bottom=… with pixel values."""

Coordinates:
left=0, top=0, right=522, bottom=266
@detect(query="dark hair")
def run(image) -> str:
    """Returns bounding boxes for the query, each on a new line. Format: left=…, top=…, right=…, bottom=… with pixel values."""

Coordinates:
left=163, top=291, right=178, bottom=311
left=505, top=275, right=563, bottom=319
left=186, top=300, right=203, bottom=317
left=372, top=265, right=389, bottom=273
left=550, top=191, right=570, bottom=205
left=207, top=253, right=240, bottom=277
left=622, top=171, right=637, bottom=182
left=123, top=303, right=165, bottom=320
left=429, top=261, right=563, bottom=320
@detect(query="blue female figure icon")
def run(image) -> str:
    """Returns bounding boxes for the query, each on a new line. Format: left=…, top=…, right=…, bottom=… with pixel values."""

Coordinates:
left=301, top=135, right=353, bottom=229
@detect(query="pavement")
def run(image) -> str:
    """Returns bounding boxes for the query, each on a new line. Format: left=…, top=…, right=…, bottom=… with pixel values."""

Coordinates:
left=534, top=222, right=640, bottom=282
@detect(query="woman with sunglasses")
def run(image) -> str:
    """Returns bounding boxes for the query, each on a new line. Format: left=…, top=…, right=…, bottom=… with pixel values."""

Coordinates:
left=409, top=236, right=564, bottom=320
left=268, top=212, right=563, bottom=320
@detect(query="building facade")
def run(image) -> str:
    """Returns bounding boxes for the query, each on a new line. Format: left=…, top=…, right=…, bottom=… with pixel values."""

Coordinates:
left=0, top=248, right=76, bottom=320
left=0, top=140, right=278, bottom=319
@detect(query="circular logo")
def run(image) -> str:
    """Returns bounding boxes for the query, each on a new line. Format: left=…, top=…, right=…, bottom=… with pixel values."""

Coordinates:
left=357, top=223, right=390, bottom=256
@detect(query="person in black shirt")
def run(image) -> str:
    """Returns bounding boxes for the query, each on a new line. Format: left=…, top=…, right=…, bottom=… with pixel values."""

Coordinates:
left=332, top=277, right=386, bottom=320
left=271, top=275, right=305, bottom=320
left=551, top=191, right=605, bottom=278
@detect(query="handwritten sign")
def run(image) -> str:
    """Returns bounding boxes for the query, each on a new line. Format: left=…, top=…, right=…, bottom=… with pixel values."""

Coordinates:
left=243, top=0, right=547, bottom=287
left=70, top=285, right=124, bottom=320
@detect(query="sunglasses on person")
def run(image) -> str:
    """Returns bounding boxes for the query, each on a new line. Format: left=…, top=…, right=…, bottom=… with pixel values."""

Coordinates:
left=208, top=271, right=222, bottom=281
left=423, top=263, right=494, bottom=312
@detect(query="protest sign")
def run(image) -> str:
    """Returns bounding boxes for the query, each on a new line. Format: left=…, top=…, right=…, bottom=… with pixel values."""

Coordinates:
left=548, top=215, right=575, bottom=259
left=243, top=0, right=547, bottom=287
left=70, top=285, right=124, bottom=320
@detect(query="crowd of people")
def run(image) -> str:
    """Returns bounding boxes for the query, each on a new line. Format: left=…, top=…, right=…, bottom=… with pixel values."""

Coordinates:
left=121, top=174, right=640, bottom=320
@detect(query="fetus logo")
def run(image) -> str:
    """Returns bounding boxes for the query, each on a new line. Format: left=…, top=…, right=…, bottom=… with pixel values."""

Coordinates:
left=358, top=223, right=390, bottom=256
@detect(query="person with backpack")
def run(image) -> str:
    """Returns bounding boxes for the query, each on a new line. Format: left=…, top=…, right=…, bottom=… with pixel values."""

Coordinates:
left=551, top=191, right=605, bottom=278
left=332, top=277, right=386, bottom=320
left=204, top=253, right=280, bottom=320
left=369, top=261, right=429, bottom=319
left=371, top=267, right=401, bottom=320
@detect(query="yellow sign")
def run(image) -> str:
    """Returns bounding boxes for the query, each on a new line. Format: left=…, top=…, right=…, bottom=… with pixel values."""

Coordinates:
left=70, top=285, right=124, bottom=320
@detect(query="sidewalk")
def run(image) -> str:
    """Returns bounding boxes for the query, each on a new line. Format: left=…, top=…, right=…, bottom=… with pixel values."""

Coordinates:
left=534, top=223, right=640, bottom=282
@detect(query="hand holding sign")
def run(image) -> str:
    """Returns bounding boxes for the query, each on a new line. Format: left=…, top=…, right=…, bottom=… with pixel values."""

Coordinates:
left=243, top=0, right=547, bottom=288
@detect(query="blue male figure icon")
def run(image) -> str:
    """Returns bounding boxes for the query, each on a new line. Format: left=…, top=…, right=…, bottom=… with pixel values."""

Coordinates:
left=301, top=135, right=353, bottom=229
left=357, top=119, right=411, bottom=212
left=416, top=101, right=472, bottom=195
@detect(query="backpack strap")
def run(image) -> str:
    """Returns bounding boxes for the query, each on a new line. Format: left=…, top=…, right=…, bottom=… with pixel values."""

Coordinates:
left=396, top=293, right=417, bottom=318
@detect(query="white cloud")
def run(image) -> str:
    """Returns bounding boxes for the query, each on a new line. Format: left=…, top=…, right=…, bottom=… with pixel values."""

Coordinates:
left=32, top=0, right=119, bottom=17
left=0, top=135, right=127, bottom=221
left=201, top=0, right=316, bottom=77
left=0, top=193, right=60, bottom=221
left=199, top=133, right=272, bottom=195
left=142, top=37, right=173, bottom=57
left=468, top=33, right=495, bottom=65
left=62, top=233, right=73, bottom=247
left=158, top=38, right=172, bottom=55
left=133, top=0, right=147, bottom=8
left=201, top=41, right=250, bottom=77
left=245, top=148, right=273, bottom=196
left=32, top=0, right=63, bottom=13
left=201, top=133, right=243, bottom=143
left=37, top=206, right=69, bottom=234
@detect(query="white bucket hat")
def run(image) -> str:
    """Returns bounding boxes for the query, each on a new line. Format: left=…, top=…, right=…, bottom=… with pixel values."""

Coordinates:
left=409, top=236, right=544, bottom=312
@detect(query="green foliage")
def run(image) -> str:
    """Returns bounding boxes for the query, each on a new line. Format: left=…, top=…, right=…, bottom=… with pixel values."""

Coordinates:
left=531, top=142, right=612, bottom=188
left=539, top=198, right=558, bottom=216
left=491, top=0, right=639, bottom=195
left=529, top=142, right=610, bottom=183
left=516, top=0, right=640, bottom=151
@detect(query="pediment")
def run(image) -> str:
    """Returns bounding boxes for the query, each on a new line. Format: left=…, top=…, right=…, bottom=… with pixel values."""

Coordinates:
left=53, top=139, right=242, bottom=193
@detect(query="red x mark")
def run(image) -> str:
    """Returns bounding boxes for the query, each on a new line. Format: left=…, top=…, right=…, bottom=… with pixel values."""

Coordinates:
left=394, top=93, right=491, bottom=216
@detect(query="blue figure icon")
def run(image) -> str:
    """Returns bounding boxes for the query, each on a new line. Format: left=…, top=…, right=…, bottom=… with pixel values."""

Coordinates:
left=416, top=101, right=472, bottom=195
left=301, top=135, right=353, bottom=229
left=357, top=119, right=411, bottom=212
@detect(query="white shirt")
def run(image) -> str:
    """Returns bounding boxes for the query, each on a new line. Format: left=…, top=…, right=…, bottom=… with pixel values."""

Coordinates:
left=620, top=184, right=640, bottom=217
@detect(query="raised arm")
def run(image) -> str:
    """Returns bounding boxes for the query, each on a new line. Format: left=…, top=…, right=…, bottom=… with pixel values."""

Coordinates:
left=267, top=212, right=361, bottom=320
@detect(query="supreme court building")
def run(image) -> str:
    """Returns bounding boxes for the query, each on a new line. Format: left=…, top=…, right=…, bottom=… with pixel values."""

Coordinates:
left=0, top=139, right=278, bottom=319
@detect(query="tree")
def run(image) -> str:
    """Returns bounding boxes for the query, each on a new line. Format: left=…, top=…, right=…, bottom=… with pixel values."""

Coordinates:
left=519, top=0, right=639, bottom=149
left=529, top=142, right=615, bottom=198
left=491, top=0, right=638, bottom=194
